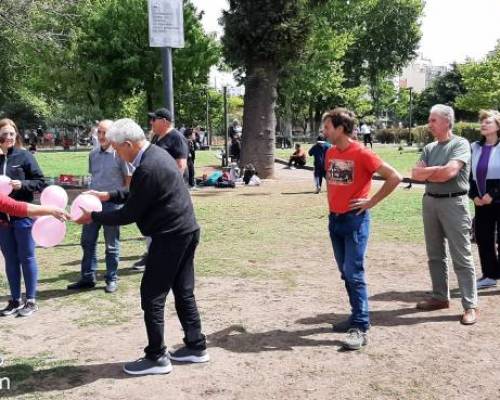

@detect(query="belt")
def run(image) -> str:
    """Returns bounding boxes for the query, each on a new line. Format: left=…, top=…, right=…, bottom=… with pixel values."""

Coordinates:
left=330, top=210, right=366, bottom=217
left=425, top=191, right=467, bottom=198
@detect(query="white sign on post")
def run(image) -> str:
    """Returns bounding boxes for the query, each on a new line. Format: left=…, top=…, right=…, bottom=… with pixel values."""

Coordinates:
left=148, top=0, right=185, bottom=48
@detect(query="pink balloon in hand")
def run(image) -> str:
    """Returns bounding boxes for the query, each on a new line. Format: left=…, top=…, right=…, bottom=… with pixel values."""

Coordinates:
left=0, top=175, right=12, bottom=196
left=40, top=185, right=68, bottom=209
left=32, top=216, right=66, bottom=248
left=70, top=194, right=102, bottom=220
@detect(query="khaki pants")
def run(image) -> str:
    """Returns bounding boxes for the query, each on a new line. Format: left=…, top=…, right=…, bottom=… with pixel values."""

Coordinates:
left=422, top=194, right=478, bottom=309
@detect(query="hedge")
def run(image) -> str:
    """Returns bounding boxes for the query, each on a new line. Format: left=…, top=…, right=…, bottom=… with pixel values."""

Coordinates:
left=374, top=122, right=481, bottom=145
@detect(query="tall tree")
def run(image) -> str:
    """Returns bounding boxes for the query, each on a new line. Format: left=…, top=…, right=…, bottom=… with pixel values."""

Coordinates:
left=221, top=0, right=313, bottom=178
left=456, top=44, right=500, bottom=112
left=413, top=64, right=475, bottom=124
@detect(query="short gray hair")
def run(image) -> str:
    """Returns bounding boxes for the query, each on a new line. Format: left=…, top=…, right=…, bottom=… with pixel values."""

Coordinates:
left=106, top=118, right=146, bottom=144
left=430, top=104, right=455, bottom=129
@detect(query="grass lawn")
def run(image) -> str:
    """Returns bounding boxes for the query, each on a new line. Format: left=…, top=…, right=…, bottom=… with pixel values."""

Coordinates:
left=276, top=143, right=419, bottom=177
left=36, top=144, right=419, bottom=179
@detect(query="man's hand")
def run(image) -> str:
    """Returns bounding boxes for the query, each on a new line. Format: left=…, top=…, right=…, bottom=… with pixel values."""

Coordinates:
left=473, top=197, right=484, bottom=207
left=415, top=160, right=427, bottom=168
left=73, top=206, right=92, bottom=225
left=482, top=193, right=493, bottom=205
left=47, top=206, right=70, bottom=222
left=83, top=190, right=110, bottom=202
left=10, top=180, right=22, bottom=191
left=349, top=198, right=374, bottom=214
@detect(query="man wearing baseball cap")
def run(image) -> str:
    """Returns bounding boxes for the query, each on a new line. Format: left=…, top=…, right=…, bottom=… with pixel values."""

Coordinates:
left=132, top=108, right=189, bottom=272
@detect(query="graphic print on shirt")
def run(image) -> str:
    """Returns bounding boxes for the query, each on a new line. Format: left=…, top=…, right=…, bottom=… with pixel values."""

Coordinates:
left=327, top=159, right=354, bottom=185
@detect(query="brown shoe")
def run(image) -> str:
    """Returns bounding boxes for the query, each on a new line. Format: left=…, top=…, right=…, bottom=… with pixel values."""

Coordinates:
left=460, top=308, right=478, bottom=325
left=416, top=298, right=450, bottom=311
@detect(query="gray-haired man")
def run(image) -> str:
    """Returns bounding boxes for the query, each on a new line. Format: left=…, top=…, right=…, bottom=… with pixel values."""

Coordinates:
left=411, top=104, right=478, bottom=325
left=75, top=118, right=208, bottom=375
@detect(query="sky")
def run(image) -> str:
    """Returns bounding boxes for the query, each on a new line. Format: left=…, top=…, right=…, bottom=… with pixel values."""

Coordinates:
left=191, top=0, right=500, bottom=67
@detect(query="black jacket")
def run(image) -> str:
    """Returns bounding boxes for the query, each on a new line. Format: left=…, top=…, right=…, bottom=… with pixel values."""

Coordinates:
left=0, top=147, right=45, bottom=220
left=92, top=144, right=199, bottom=237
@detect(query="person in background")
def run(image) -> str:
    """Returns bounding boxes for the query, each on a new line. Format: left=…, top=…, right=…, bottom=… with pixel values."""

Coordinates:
left=288, top=143, right=307, bottom=169
left=184, top=128, right=196, bottom=188
left=230, top=134, right=241, bottom=163
left=360, top=122, right=373, bottom=149
left=469, top=110, right=500, bottom=289
left=67, top=120, right=132, bottom=293
left=308, top=134, right=331, bottom=193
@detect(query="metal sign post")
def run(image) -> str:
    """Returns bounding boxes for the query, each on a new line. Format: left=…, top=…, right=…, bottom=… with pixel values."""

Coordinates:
left=148, top=0, right=185, bottom=119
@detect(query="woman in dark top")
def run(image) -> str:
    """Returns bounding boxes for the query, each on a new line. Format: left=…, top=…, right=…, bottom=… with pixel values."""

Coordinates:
left=0, top=118, right=46, bottom=317
left=469, top=110, right=500, bottom=289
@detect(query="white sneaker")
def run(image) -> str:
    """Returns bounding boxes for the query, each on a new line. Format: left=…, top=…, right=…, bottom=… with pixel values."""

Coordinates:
left=476, top=277, right=497, bottom=289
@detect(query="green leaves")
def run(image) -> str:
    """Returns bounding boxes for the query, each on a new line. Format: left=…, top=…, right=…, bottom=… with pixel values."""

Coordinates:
left=456, top=46, right=500, bottom=112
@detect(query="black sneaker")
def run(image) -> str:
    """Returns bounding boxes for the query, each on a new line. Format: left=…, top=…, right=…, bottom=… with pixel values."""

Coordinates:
left=1, top=300, right=24, bottom=317
left=17, top=301, right=38, bottom=317
left=168, top=347, right=210, bottom=363
left=123, top=355, right=172, bottom=375
left=67, top=280, right=96, bottom=290
left=131, top=253, right=148, bottom=271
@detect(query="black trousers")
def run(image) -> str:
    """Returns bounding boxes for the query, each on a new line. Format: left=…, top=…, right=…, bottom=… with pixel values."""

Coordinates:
left=363, top=134, right=372, bottom=148
left=187, top=158, right=195, bottom=187
left=141, top=229, right=206, bottom=360
left=474, top=204, right=500, bottom=279
left=288, top=156, right=306, bottom=168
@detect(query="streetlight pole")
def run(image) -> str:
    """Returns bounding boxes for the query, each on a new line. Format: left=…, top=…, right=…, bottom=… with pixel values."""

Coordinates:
left=408, top=86, right=413, bottom=147
left=161, top=47, right=175, bottom=122
left=223, top=86, right=229, bottom=167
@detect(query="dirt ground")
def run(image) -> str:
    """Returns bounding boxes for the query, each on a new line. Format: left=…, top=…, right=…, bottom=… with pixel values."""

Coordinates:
left=1, top=164, right=500, bottom=400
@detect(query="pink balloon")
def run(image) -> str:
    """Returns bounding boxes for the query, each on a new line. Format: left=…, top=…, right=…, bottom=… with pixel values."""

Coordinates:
left=32, top=216, right=66, bottom=248
left=0, top=175, right=12, bottom=196
left=70, top=194, right=103, bottom=220
left=40, top=185, right=68, bottom=208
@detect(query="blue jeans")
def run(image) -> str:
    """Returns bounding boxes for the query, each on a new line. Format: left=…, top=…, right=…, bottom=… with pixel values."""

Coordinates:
left=314, top=169, right=325, bottom=189
left=328, top=211, right=371, bottom=331
left=0, top=218, right=38, bottom=300
left=80, top=202, right=121, bottom=283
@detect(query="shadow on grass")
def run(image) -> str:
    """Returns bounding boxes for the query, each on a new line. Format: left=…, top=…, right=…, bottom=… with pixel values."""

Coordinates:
left=370, top=288, right=500, bottom=303
left=207, top=324, right=344, bottom=353
left=0, top=268, right=143, bottom=302
left=60, top=255, right=140, bottom=267
left=296, top=308, right=460, bottom=328
left=280, top=191, right=315, bottom=195
left=0, top=362, right=134, bottom=396
left=50, top=237, right=144, bottom=249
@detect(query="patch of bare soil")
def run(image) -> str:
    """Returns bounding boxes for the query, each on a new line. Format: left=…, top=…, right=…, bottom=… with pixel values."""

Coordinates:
left=0, top=164, right=498, bottom=400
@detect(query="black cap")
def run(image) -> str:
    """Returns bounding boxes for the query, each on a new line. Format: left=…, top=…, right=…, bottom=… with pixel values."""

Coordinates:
left=147, top=108, right=172, bottom=121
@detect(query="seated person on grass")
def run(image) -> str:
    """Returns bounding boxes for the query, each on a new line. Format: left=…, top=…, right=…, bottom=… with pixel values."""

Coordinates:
left=288, top=144, right=307, bottom=169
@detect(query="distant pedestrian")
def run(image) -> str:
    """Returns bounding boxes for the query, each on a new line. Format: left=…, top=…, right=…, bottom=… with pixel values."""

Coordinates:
left=308, top=135, right=331, bottom=193
left=360, top=122, right=372, bottom=148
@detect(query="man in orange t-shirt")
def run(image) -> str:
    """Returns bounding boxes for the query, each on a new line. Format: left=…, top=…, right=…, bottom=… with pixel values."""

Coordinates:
left=323, top=108, right=402, bottom=350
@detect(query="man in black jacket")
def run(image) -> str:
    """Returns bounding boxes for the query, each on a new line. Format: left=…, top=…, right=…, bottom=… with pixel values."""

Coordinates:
left=75, top=118, right=208, bottom=375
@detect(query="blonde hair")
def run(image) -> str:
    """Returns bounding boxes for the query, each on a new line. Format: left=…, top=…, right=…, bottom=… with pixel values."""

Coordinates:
left=0, top=118, right=23, bottom=147
left=479, top=109, right=500, bottom=128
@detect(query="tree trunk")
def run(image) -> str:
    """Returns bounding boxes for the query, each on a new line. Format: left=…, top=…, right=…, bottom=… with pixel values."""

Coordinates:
left=240, top=62, right=278, bottom=179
